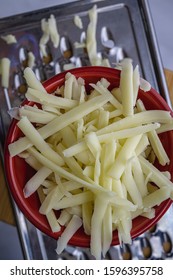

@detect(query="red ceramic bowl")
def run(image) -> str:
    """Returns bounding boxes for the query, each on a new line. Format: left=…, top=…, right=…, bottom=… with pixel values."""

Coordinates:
left=4, top=66, right=173, bottom=247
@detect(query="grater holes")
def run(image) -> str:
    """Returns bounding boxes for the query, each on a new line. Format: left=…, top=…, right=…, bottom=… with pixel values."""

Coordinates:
left=160, top=232, right=172, bottom=254
left=148, top=223, right=157, bottom=234
left=13, top=71, right=27, bottom=99
left=120, top=244, right=132, bottom=260
left=19, top=47, right=28, bottom=68
left=80, top=31, right=87, bottom=53
left=140, top=237, right=152, bottom=259
left=43, top=53, right=53, bottom=65
left=18, top=47, right=36, bottom=68
left=34, top=67, right=47, bottom=82
left=100, top=26, right=125, bottom=63
left=39, top=44, right=53, bottom=65
left=101, top=26, right=115, bottom=49
left=60, top=36, right=73, bottom=59
left=111, top=46, right=124, bottom=62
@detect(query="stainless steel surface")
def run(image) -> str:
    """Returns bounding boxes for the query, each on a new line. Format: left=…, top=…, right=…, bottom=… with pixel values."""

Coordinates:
left=141, top=0, right=172, bottom=108
left=0, top=0, right=173, bottom=260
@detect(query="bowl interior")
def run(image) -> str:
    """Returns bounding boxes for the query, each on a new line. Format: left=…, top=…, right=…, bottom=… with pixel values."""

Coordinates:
left=4, top=66, right=173, bottom=247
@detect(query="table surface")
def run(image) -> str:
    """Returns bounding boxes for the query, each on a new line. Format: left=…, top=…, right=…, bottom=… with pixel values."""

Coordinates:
left=0, top=69, right=173, bottom=226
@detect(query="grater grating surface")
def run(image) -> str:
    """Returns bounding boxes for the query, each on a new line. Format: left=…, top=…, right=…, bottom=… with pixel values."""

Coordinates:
left=0, top=0, right=173, bottom=259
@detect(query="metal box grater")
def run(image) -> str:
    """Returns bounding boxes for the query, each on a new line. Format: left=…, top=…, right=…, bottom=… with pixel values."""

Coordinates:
left=0, top=0, right=173, bottom=259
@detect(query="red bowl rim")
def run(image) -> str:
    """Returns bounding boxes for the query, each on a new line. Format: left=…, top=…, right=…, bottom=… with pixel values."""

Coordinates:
left=4, top=66, right=173, bottom=247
